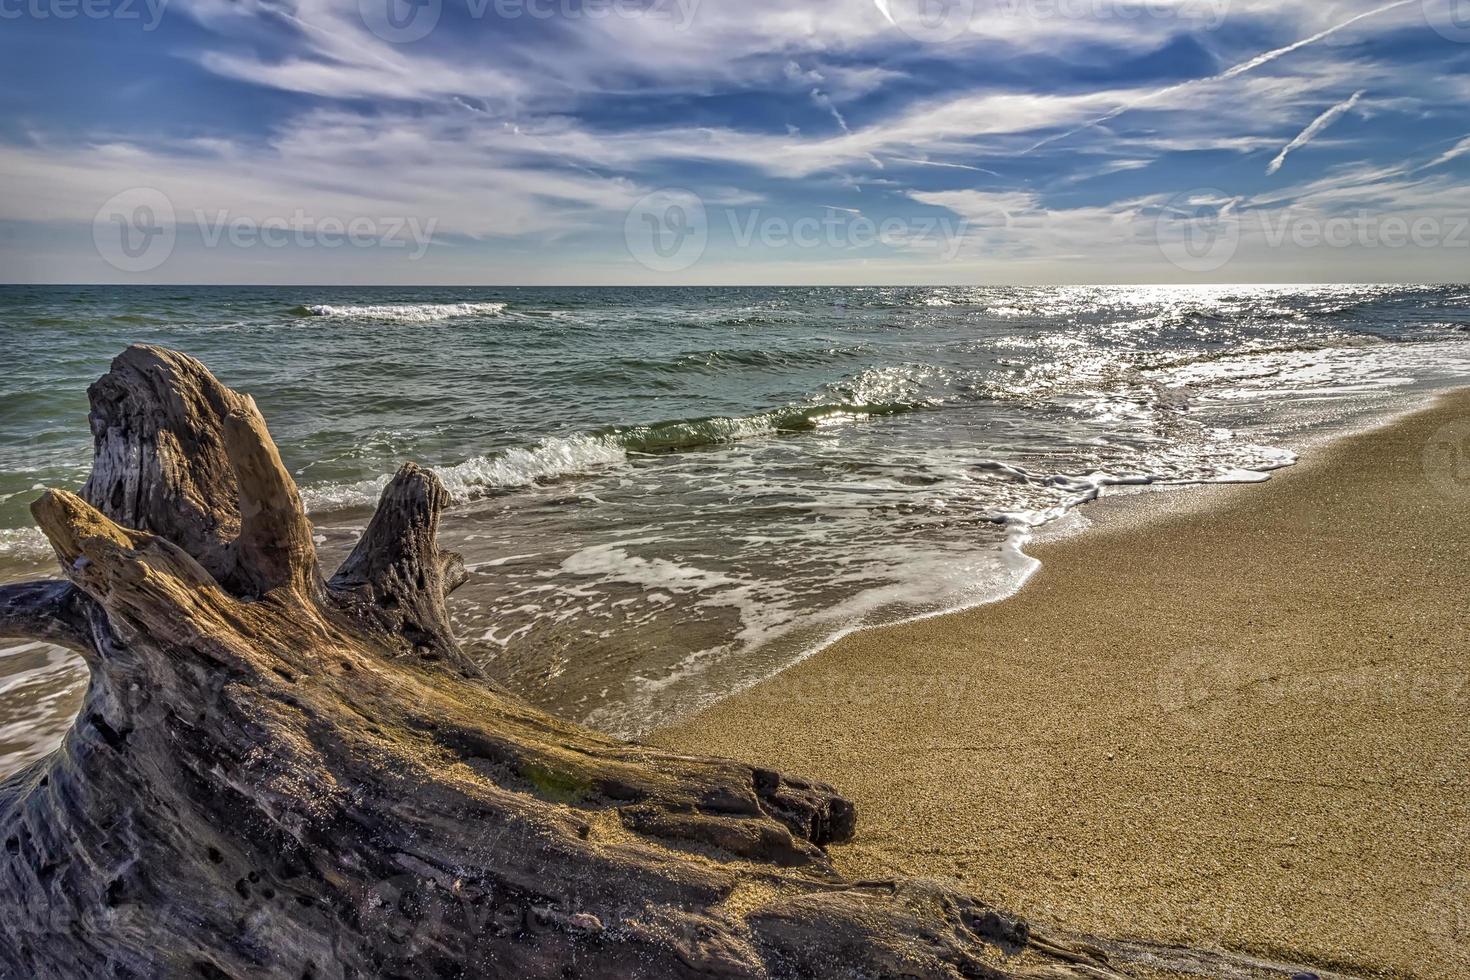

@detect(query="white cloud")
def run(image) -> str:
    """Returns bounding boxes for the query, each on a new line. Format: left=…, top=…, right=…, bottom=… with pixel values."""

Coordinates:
left=5, top=0, right=1467, bottom=283
left=0, top=114, right=647, bottom=241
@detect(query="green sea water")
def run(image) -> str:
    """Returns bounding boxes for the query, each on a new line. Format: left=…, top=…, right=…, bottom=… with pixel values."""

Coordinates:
left=1, top=283, right=1467, bottom=772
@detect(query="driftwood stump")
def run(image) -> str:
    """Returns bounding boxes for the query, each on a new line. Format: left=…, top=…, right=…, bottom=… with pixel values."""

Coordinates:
left=0, top=346, right=1122, bottom=979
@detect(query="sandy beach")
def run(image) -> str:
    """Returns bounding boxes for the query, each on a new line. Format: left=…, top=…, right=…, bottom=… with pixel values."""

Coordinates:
left=656, top=392, right=1470, bottom=979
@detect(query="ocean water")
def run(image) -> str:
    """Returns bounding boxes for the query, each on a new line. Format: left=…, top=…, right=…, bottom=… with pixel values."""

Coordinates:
left=1, top=284, right=1468, bottom=772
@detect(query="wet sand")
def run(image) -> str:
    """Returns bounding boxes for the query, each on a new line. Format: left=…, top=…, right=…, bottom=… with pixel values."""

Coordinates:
left=656, top=392, right=1470, bottom=979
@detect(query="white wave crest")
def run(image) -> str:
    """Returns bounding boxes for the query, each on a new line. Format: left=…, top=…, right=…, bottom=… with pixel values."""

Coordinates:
left=0, top=527, right=50, bottom=560
left=302, top=302, right=507, bottom=323
left=436, top=435, right=626, bottom=496
left=297, top=434, right=627, bottom=514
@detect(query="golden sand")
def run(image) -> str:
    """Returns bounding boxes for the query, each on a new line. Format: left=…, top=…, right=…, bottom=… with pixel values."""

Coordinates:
left=656, top=392, right=1470, bottom=979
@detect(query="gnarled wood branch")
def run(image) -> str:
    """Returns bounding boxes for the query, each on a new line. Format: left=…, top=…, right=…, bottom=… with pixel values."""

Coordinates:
left=0, top=345, right=1124, bottom=980
left=328, top=463, right=481, bottom=678
left=0, top=580, right=95, bottom=656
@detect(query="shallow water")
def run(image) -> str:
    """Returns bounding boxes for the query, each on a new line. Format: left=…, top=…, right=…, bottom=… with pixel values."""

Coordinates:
left=1, top=283, right=1467, bottom=771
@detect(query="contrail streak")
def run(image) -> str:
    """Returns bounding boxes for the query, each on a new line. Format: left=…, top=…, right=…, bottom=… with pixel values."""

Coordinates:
left=1419, top=135, right=1470, bottom=171
left=1024, top=0, right=1416, bottom=154
left=1267, top=90, right=1364, bottom=175
left=890, top=157, right=1004, bottom=176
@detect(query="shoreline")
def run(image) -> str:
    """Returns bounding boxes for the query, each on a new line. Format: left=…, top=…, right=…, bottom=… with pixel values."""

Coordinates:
left=0, top=393, right=1455, bottom=779
left=647, top=389, right=1441, bottom=742
left=654, top=390, right=1470, bottom=979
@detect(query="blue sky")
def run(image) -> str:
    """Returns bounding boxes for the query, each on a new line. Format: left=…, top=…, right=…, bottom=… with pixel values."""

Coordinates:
left=2, top=0, right=1469, bottom=283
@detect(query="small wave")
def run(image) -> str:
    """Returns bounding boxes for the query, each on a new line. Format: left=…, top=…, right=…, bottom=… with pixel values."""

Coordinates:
left=1131, top=340, right=1354, bottom=372
left=0, top=527, right=50, bottom=560
left=297, top=401, right=918, bottom=513
left=690, top=346, right=869, bottom=369
left=822, top=364, right=951, bottom=407
left=298, top=433, right=629, bottom=513
left=438, top=436, right=627, bottom=495
left=713, top=315, right=781, bottom=326
left=607, top=344, right=874, bottom=375
left=611, top=402, right=915, bottom=455
left=293, top=302, right=508, bottom=323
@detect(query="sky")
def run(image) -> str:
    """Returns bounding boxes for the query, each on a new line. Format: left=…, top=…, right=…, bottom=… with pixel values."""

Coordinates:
left=1, top=0, right=1469, bottom=284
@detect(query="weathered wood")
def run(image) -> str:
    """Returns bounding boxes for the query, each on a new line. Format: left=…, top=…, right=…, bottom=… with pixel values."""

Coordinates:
left=82, top=344, right=246, bottom=582
left=0, top=579, right=95, bottom=656
left=0, top=345, right=1125, bottom=980
left=221, top=399, right=323, bottom=599
left=328, top=463, right=481, bottom=678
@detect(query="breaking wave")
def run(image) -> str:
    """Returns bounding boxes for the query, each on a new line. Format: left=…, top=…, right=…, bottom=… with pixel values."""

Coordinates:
left=297, top=401, right=918, bottom=512
left=295, top=302, right=508, bottom=323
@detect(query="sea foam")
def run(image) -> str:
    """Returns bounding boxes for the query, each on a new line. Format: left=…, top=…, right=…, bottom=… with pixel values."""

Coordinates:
left=300, top=302, right=508, bottom=323
left=297, top=433, right=629, bottom=512
left=296, top=401, right=920, bottom=513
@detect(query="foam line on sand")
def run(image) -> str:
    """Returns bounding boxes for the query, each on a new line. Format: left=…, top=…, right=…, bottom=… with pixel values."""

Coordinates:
left=655, top=390, right=1470, bottom=980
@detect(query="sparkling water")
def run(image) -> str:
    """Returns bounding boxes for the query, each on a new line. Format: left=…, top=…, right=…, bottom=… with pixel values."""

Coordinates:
left=2, top=283, right=1467, bottom=773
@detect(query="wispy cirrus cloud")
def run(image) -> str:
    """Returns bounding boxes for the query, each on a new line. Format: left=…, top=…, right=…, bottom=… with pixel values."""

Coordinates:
left=1, top=0, right=1467, bottom=282
left=1420, top=135, right=1470, bottom=171
left=1024, top=0, right=1418, bottom=153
